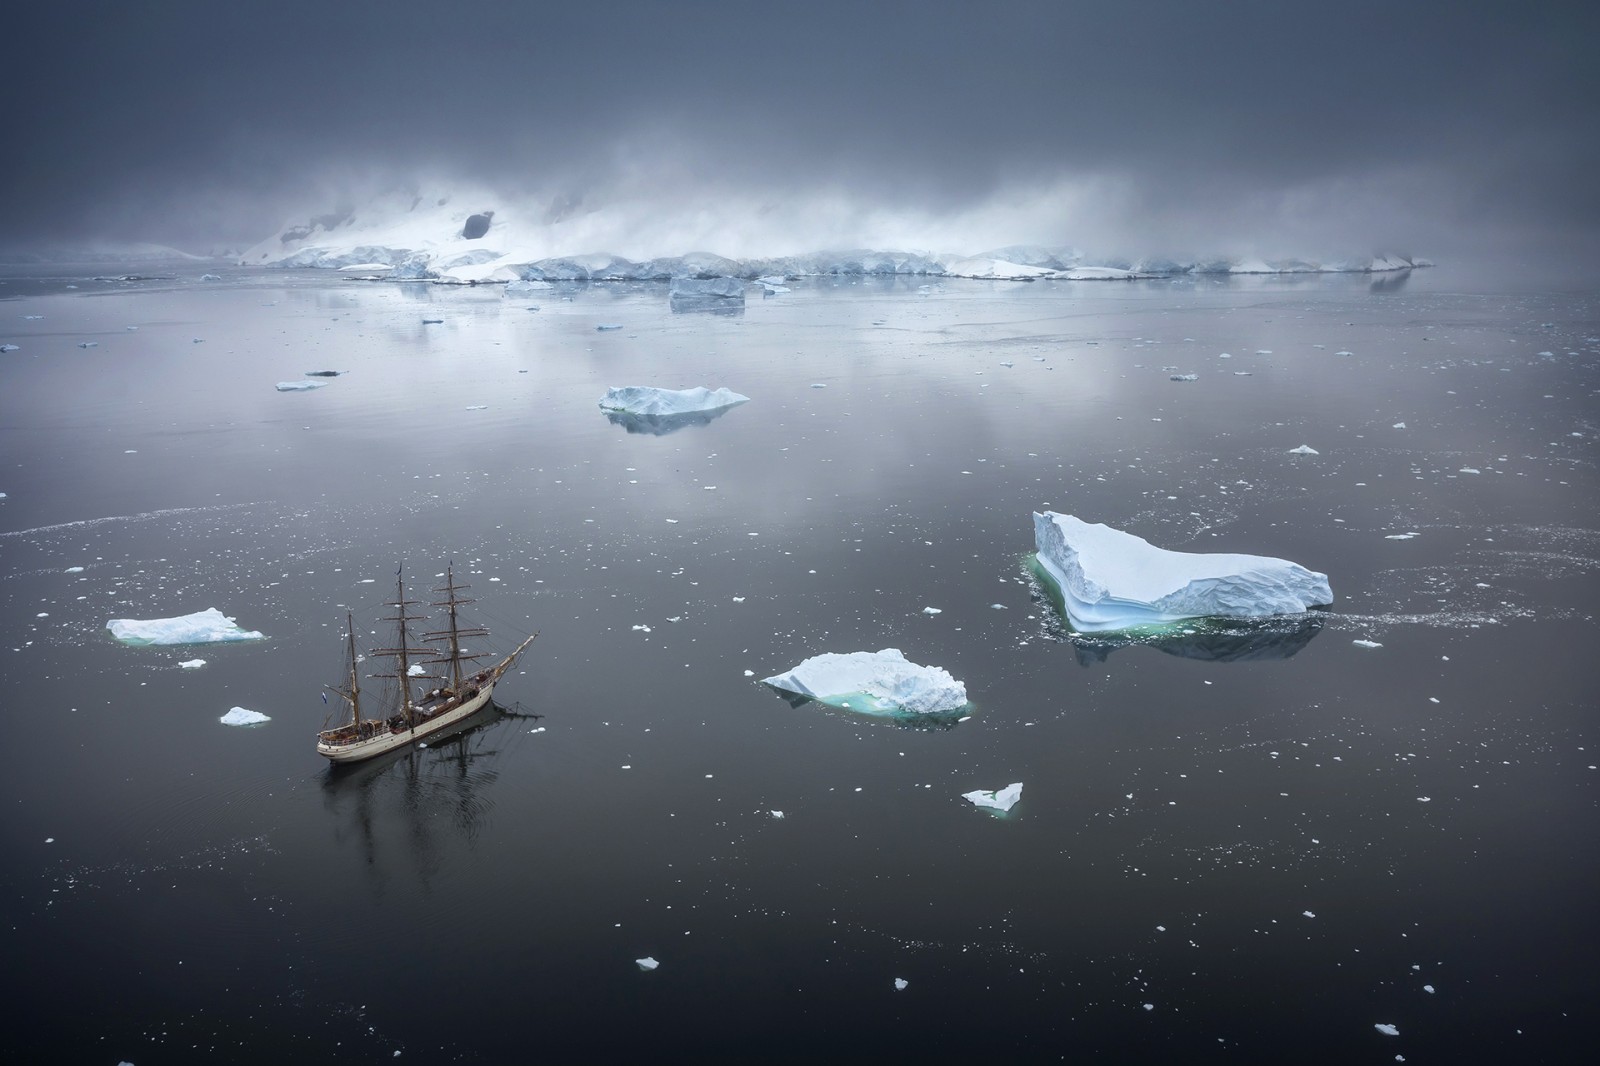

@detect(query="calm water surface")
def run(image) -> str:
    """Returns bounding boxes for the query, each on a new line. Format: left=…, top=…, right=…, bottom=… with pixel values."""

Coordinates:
left=2, top=264, right=1596, bottom=1062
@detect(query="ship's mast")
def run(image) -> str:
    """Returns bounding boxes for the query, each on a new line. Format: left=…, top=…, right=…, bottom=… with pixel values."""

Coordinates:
left=370, top=567, right=432, bottom=731
left=425, top=563, right=486, bottom=692
left=345, top=611, right=361, bottom=727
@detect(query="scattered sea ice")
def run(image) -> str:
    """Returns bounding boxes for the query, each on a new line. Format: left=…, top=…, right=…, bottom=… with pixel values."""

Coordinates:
left=1288, top=444, right=1319, bottom=455
left=179, top=659, right=206, bottom=669
left=66, top=566, right=84, bottom=573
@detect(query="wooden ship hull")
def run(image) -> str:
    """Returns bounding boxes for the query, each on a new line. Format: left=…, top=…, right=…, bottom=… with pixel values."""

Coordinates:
left=317, top=566, right=535, bottom=765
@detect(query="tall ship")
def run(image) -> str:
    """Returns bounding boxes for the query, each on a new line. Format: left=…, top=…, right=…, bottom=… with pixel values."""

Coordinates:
left=317, top=565, right=537, bottom=764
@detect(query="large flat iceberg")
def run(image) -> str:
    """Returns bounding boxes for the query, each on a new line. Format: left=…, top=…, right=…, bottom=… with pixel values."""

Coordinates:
left=599, top=386, right=749, bottom=418
left=1032, top=512, right=1331, bottom=633
left=106, top=607, right=267, bottom=646
left=761, top=648, right=968, bottom=715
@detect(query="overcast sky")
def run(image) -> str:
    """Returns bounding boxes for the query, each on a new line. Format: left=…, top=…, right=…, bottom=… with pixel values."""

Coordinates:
left=5, top=1, right=1595, bottom=260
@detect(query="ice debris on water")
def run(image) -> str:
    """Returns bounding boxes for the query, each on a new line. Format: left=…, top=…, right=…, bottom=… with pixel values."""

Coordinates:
left=1169, top=373, right=1198, bottom=382
left=178, top=659, right=206, bottom=669
left=106, top=608, right=266, bottom=645
left=220, top=707, right=270, bottom=726
left=275, top=380, right=327, bottom=392
left=595, top=323, right=623, bottom=331
left=636, top=957, right=659, bottom=971
left=921, top=607, right=942, bottom=615
left=598, top=385, right=750, bottom=417
left=1375, top=1024, right=1399, bottom=1036
left=762, top=649, right=968, bottom=715
left=1288, top=445, right=1319, bottom=455
left=0, top=344, right=18, bottom=352
left=962, top=782, right=1024, bottom=812
left=770, top=810, right=785, bottom=819
left=1032, top=512, right=1332, bottom=633
left=894, top=978, right=908, bottom=990
left=1353, top=639, right=1383, bottom=648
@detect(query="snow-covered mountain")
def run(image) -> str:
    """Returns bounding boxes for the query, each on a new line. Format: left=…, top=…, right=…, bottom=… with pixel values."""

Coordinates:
left=239, top=187, right=1430, bottom=283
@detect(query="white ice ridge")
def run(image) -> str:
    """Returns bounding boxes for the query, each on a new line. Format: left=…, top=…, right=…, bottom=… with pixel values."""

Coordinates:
left=598, top=386, right=750, bottom=418
left=106, top=607, right=267, bottom=645
left=761, top=648, right=968, bottom=715
left=1032, top=512, right=1332, bottom=633
left=220, top=706, right=270, bottom=726
left=962, top=782, right=1024, bottom=812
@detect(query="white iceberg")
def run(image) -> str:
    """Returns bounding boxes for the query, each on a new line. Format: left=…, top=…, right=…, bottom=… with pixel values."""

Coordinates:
left=636, top=957, right=659, bottom=971
left=962, top=782, right=1024, bottom=812
left=761, top=648, right=968, bottom=715
left=1374, top=1023, right=1399, bottom=1036
left=598, top=386, right=750, bottom=418
left=1288, top=445, right=1319, bottom=455
left=220, top=707, right=270, bottom=726
left=1032, top=512, right=1332, bottom=634
left=178, top=658, right=207, bottom=669
left=106, top=607, right=266, bottom=645
left=275, top=380, right=327, bottom=392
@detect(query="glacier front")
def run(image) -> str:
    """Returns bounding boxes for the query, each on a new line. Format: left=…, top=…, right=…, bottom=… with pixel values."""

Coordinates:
left=761, top=648, right=968, bottom=716
left=1032, top=512, right=1332, bottom=634
left=106, top=607, right=267, bottom=646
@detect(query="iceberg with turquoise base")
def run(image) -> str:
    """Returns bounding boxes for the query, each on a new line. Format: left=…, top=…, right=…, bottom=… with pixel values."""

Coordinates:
left=106, top=607, right=266, bottom=645
left=762, top=648, right=968, bottom=715
left=1032, top=512, right=1331, bottom=634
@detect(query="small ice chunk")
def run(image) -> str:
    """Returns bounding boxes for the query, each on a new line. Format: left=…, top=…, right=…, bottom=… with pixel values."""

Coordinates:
left=66, top=566, right=85, bottom=573
left=770, top=810, right=785, bottom=819
left=598, top=385, right=750, bottom=417
left=595, top=323, right=624, bottom=331
left=178, top=659, right=206, bottom=669
left=921, top=606, right=942, bottom=615
left=1032, top=512, right=1332, bottom=633
left=220, top=706, right=270, bottom=726
left=1302, top=910, right=1316, bottom=918
left=1169, top=373, right=1198, bottom=382
left=1288, top=445, right=1319, bottom=455
left=636, top=957, right=659, bottom=971
left=1392, top=422, right=1407, bottom=429
left=962, top=782, right=1024, bottom=812
left=1423, top=984, right=1435, bottom=993
left=1375, top=1024, right=1399, bottom=1036
left=894, top=978, right=908, bottom=990
left=1459, top=467, right=1480, bottom=474
left=762, top=649, right=968, bottom=715
left=275, top=380, right=327, bottom=392
left=79, top=341, right=99, bottom=348
left=106, top=607, right=266, bottom=645
left=1352, top=639, right=1383, bottom=648
left=0, top=344, right=18, bottom=352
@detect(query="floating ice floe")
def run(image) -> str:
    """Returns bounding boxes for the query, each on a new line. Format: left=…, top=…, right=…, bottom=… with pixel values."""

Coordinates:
left=0, top=344, right=18, bottom=352
left=1288, top=445, right=1319, bottom=455
left=599, top=385, right=750, bottom=418
left=179, top=658, right=206, bottom=669
left=636, top=957, right=659, bottom=971
left=1032, top=512, right=1332, bottom=633
left=106, top=607, right=266, bottom=645
left=962, top=782, right=1024, bottom=812
left=761, top=649, right=968, bottom=716
left=220, top=707, right=270, bottom=726
left=1169, top=373, right=1198, bottom=382
left=894, top=978, right=908, bottom=990
left=275, top=380, right=327, bottom=392
left=1374, top=1024, right=1399, bottom=1036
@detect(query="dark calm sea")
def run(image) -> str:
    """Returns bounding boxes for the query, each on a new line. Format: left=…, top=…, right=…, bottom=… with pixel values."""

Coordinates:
left=2, top=262, right=1595, bottom=1062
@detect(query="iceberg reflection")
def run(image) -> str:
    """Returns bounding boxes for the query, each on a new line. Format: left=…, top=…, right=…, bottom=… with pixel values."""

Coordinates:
left=604, top=407, right=738, bottom=435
